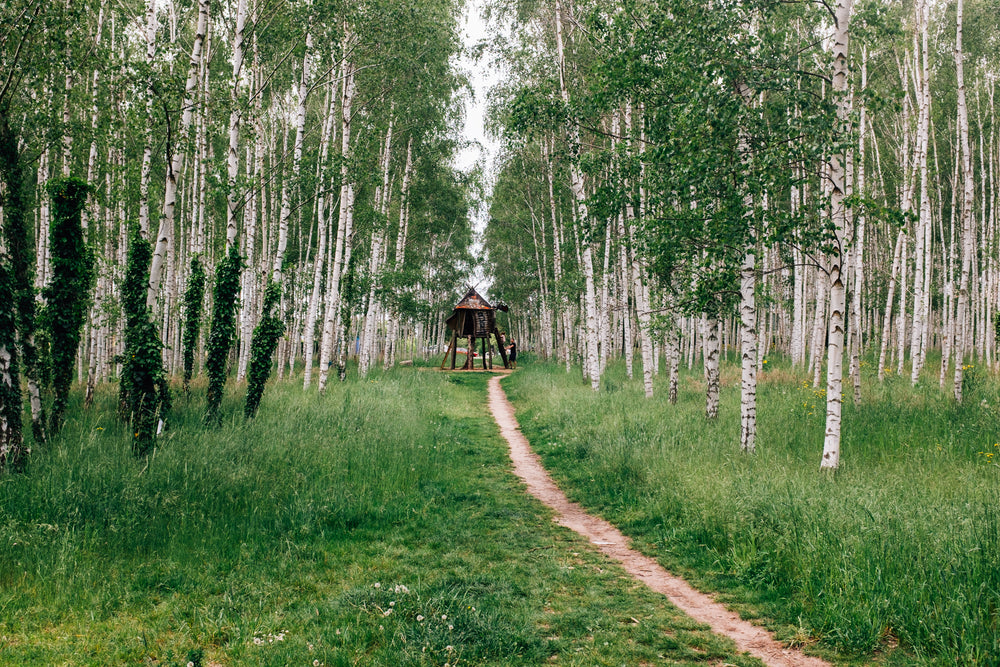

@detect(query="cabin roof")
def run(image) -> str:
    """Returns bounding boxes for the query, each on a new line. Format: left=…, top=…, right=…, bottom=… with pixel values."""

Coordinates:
left=453, top=287, right=492, bottom=311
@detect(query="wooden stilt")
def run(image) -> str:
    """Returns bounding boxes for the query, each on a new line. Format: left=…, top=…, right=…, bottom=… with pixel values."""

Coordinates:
left=441, top=331, right=457, bottom=369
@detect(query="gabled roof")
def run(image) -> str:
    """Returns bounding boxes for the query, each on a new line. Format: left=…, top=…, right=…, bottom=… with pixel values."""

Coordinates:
left=453, top=286, right=492, bottom=311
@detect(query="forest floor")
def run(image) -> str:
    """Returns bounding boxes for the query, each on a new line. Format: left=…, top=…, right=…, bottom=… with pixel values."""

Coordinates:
left=0, top=370, right=763, bottom=666
left=487, top=375, right=830, bottom=667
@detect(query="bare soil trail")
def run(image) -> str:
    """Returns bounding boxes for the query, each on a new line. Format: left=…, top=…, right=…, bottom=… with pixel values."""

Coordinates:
left=487, top=375, right=830, bottom=667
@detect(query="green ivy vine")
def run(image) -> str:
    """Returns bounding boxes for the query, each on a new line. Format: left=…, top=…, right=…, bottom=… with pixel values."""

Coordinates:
left=43, top=177, right=93, bottom=435
left=0, top=111, right=33, bottom=463
left=244, top=280, right=285, bottom=419
left=0, top=259, right=24, bottom=470
left=181, top=255, right=206, bottom=393
left=119, top=226, right=170, bottom=456
left=205, top=245, right=243, bottom=424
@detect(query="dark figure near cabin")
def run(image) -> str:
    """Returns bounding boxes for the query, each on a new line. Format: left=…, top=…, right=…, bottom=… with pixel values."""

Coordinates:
left=507, top=339, right=517, bottom=369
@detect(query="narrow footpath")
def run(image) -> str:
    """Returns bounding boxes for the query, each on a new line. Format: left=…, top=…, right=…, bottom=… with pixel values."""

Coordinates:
left=486, top=375, right=830, bottom=667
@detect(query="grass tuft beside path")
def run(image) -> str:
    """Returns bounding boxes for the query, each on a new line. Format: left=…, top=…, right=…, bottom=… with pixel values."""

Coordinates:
left=503, top=357, right=1000, bottom=666
left=0, top=369, right=757, bottom=666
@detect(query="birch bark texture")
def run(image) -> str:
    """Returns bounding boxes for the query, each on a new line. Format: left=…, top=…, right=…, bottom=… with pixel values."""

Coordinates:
left=953, top=0, right=974, bottom=403
left=821, top=0, right=853, bottom=471
left=554, top=0, right=600, bottom=391
left=146, top=0, right=209, bottom=309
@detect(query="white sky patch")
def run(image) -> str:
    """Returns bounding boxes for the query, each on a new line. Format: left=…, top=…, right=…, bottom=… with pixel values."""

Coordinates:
left=456, top=0, right=501, bottom=177
left=456, top=0, right=502, bottom=295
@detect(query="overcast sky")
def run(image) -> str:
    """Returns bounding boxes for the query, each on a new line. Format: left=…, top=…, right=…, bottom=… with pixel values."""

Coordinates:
left=456, top=0, right=502, bottom=292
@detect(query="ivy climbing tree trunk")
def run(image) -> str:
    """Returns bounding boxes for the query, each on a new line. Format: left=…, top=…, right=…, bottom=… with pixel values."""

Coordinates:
left=204, top=247, right=243, bottom=424
left=181, top=256, right=206, bottom=393
left=121, top=227, right=169, bottom=456
left=0, top=110, right=45, bottom=448
left=44, top=177, right=93, bottom=435
left=0, top=259, right=21, bottom=470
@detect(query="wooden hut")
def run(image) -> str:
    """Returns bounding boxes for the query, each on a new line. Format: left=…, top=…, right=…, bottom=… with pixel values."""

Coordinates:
left=440, top=287, right=510, bottom=370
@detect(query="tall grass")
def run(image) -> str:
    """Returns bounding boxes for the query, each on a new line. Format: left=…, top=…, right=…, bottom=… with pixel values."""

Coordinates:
left=0, top=368, right=756, bottom=666
left=504, top=357, right=1000, bottom=664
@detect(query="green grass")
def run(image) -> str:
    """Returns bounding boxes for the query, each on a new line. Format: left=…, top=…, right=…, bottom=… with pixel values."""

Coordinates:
left=503, top=356, right=1000, bottom=665
left=0, top=368, right=758, bottom=666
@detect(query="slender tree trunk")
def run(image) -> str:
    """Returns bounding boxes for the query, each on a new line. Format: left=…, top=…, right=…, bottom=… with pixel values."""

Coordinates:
left=850, top=50, right=867, bottom=405
left=821, top=0, right=853, bottom=471
left=954, top=0, right=974, bottom=403
left=319, top=38, right=356, bottom=392
left=384, top=136, right=414, bottom=369
left=304, top=80, right=336, bottom=387
left=359, top=118, right=393, bottom=377
left=739, top=249, right=757, bottom=452
left=705, top=315, right=720, bottom=419
left=137, top=0, right=157, bottom=239
left=225, top=0, right=248, bottom=252
left=555, top=0, right=599, bottom=390
left=147, top=0, right=209, bottom=309
left=878, top=230, right=904, bottom=381
left=910, top=1, right=931, bottom=384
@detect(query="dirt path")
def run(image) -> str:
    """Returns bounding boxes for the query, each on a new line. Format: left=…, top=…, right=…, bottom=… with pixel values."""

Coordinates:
left=487, top=375, right=830, bottom=667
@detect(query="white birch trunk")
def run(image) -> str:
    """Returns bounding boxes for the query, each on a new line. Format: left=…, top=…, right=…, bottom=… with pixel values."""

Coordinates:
left=319, top=44, right=356, bottom=392
left=225, top=0, right=248, bottom=251
left=850, top=51, right=867, bottom=405
left=705, top=316, right=720, bottom=419
left=384, top=136, right=414, bottom=369
left=138, top=0, right=157, bottom=238
left=910, top=1, right=931, bottom=384
left=35, top=147, right=50, bottom=291
left=739, top=250, right=757, bottom=452
left=821, top=0, right=853, bottom=471
left=273, top=30, right=311, bottom=285
left=810, top=259, right=827, bottom=388
left=599, top=222, right=612, bottom=373
left=545, top=137, right=572, bottom=372
left=555, top=0, right=600, bottom=390
left=146, top=0, right=209, bottom=309
left=359, top=118, right=394, bottom=377
left=878, top=230, right=904, bottom=382
left=954, top=0, right=974, bottom=403
left=304, top=80, right=336, bottom=387
left=618, top=213, right=633, bottom=378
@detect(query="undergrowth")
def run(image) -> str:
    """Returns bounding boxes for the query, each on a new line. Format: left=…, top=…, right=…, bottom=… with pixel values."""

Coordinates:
left=504, top=355, right=1000, bottom=665
left=0, top=369, right=756, bottom=666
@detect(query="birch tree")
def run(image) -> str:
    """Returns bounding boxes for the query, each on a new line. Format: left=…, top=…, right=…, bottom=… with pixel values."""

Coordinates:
left=820, top=0, right=853, bottom=472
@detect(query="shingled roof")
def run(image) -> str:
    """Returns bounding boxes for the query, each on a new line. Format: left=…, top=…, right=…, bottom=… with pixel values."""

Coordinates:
left=453, top=286, right=492, bottom=311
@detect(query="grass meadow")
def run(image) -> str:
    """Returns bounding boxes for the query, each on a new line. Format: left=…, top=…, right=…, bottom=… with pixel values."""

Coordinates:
left=0, top=368, right=758, bottom=666
left=503, top=353, right=1000, bottom=665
